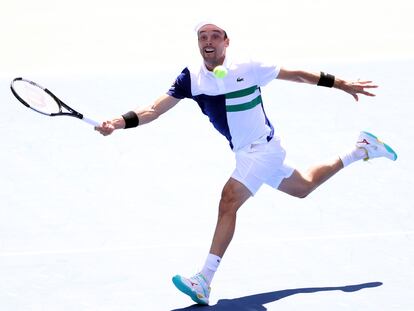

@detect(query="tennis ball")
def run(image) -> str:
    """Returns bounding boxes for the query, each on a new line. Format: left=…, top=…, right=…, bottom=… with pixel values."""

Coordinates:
left=213, top=65, right=228, bottom=79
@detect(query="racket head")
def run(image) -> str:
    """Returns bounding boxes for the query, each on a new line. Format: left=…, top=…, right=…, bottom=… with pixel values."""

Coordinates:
left=10, top=77, right=61, bottom=116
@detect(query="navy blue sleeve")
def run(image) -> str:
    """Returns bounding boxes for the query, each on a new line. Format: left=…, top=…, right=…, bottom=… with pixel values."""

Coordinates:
left=167, top=67, right=192, bottom=99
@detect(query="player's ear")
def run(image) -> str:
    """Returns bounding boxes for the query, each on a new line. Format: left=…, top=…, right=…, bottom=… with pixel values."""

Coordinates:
left=225, top=37, right=230, bottom=47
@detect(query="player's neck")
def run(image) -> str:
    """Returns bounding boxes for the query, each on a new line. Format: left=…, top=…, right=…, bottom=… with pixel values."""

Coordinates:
left=204, top=57, right=225, bottom=71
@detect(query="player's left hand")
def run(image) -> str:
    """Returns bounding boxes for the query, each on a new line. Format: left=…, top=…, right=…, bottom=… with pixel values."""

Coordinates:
left=338, top=79, right=378, bottom=101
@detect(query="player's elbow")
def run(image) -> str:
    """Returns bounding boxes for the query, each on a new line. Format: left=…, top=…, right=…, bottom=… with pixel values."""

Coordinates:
left=152, top=109, right=164, bottom=121
left=143, top=106, right=162, bottom=123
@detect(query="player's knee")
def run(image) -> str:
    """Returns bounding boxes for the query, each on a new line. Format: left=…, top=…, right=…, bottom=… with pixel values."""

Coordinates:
left=296, top=190, right=310, bottom=199
left=219, top=193, right=238, bottom=214
left=292, top=183, right=313, bottom=199
left=219, top=188, right=242, bottom=215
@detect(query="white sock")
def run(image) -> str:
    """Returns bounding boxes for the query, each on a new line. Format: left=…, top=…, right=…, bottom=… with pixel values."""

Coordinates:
left=340, top=147, right=367, bottom=167
left=200, top=253, right=221, bottom=285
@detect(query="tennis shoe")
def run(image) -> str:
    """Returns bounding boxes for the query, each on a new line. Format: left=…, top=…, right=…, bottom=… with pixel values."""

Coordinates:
left=172, top=273, right=211, bottom=305
left=356, top=131, right=397, bottom=161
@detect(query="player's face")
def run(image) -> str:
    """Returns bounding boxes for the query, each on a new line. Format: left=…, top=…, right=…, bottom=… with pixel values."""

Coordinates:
left=198, top=24, right=229, bottom=70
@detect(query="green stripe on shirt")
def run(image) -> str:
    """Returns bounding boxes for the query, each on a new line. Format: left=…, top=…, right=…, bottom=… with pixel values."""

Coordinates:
left=226, top=95, right=262, bottom=112
left=225, top=85, right=258, bottom=99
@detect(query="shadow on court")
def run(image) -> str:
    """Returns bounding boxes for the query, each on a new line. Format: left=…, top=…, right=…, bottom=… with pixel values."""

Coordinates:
left=171, top=282, right=382, bottom=311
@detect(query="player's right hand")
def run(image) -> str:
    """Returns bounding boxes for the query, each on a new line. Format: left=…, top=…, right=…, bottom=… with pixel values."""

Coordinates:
left=95, top=120, right=116, bottom=136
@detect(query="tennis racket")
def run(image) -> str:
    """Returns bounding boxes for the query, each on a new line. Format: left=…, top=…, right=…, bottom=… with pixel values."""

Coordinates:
left=10, top=77, right=100, bottom=127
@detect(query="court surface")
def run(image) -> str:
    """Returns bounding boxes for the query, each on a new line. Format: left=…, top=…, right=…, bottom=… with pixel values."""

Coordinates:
left=1, top=59, right=413, bottom=310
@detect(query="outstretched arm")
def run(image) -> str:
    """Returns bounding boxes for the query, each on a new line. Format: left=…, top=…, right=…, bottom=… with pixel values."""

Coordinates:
left=276, top=67, right=378, bottom=101
left=96, top=94, right=181, bottom=136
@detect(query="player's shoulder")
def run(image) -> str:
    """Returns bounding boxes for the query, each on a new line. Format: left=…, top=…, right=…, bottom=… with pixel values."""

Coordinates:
left=225, top=55, right=265, bottom=77
left=174, top=60, right=202, bottom=80
left=228, top=54, right=276, bottom=71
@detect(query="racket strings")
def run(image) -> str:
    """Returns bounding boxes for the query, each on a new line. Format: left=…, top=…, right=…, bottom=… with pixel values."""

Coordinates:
left=23, top=84, right=48, bottom=108
left=13, top=81, right=60, bottom=114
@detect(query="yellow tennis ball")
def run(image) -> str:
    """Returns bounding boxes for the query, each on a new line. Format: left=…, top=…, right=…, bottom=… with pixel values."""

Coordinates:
left=213, top=65, right=228, bottom=79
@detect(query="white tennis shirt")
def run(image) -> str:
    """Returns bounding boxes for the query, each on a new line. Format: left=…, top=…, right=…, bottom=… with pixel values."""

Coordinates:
left=167, top=58, right=280, bottom=151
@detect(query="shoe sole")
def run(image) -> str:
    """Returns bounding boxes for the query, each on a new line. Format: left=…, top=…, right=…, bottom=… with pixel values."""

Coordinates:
left=362, top=131, right=398, bottom=161
left=172, top=275, right=209, bottom=305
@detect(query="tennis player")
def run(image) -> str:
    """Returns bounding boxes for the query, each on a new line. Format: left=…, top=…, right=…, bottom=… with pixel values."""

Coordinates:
left=95, top=21, right=397, bottom=305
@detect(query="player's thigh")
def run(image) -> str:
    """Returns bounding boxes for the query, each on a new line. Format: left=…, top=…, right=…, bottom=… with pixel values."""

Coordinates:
left=277, top=169, right=312, bottom=198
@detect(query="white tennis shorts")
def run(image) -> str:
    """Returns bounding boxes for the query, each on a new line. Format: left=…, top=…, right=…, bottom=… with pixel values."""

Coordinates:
left=231, top=137, right=294, bottom=195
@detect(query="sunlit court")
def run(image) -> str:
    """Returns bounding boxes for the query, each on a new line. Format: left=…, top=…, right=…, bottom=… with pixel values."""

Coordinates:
left=1, top=1, right=413, bottom=310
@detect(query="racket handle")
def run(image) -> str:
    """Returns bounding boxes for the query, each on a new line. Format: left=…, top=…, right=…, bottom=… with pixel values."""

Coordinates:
left=82, top=116, right=100, bottom=127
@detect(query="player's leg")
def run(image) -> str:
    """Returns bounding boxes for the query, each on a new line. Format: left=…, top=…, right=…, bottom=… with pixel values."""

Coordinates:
left=278, top=131, right=398, bottom=198
left=209, top=177, right=252, bottom=257
left=277, top=157, right=343, bottom=198
left=172, top=177, right=251, bottom=305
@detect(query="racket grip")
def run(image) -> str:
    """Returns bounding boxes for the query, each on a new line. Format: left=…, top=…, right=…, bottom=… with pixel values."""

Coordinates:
left=82, top=116, right=101, bottom=127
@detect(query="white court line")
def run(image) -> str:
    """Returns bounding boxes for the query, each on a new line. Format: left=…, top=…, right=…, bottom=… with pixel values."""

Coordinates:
left=234, top=230, right=414, bottom=247
left=0, top=245, right=168, bottom=257
left=1, top=230, right=413, bottom=258
left=268, top=230, right=414, bottom=242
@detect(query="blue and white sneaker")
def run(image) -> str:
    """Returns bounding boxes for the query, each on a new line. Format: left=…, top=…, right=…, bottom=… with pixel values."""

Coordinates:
left=172, top=273, right=211, bottom=305
left=356, top=131, right=397, bottom=161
